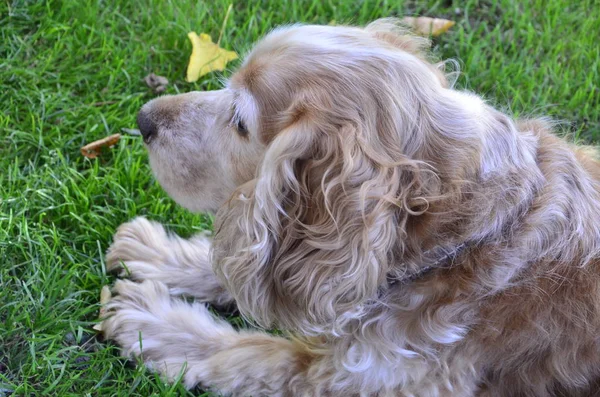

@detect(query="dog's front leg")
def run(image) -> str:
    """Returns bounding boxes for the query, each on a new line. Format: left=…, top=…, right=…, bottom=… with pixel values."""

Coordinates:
left=105, top=217, right=232, bottom=306
left=102, top=279, right=484, bottom=396
left=102, top=279, right=330, bottom=397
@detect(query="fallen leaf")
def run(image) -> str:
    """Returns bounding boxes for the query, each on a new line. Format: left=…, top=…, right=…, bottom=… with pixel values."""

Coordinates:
left=186, top=32, right=238, bottom=82
left=402, top=16, right=455, bottom=37
left=93, top=285, right=112, bottom=332
left=144, top=73, right=169, bottom=93
left=81, top=134, right=121, bottom=159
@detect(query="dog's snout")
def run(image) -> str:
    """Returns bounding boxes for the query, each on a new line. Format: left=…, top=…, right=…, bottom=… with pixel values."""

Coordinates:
left=137, top=110, right=157, bottom=143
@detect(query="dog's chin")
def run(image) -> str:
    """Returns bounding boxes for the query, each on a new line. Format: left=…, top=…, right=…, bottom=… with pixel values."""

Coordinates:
left=160, top=184, right=223, bottom=215
left=144, top=153, right=222, bottom=215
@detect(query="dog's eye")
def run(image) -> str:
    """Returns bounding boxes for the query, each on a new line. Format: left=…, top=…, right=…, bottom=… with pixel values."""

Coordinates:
left=236, top=118, right=248, bottom=137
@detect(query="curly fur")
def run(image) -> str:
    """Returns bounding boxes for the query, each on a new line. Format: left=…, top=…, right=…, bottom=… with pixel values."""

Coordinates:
left=102, top=19, right=600, bottom=396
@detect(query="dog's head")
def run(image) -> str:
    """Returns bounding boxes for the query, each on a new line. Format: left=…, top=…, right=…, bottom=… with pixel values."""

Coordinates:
left=138, top=19, right=536, bottom=334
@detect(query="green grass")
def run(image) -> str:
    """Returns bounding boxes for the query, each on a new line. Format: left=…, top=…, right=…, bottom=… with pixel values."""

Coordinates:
left=1, top=0, right=599, bottom=395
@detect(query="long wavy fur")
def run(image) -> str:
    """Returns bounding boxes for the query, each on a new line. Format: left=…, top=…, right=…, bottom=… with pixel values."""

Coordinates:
left=107, top=18, right=600, bottom=396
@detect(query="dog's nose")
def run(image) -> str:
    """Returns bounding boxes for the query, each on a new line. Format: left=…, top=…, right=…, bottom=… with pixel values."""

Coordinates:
left=137, top=110, right=157, bottom=143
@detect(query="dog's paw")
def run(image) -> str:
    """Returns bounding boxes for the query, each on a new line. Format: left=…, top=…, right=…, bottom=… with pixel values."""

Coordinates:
left=106, top=217, right=171, bottom=274
left=101, top=279, right=233, bottom=386
left=104, top=218, right=228, bottom=303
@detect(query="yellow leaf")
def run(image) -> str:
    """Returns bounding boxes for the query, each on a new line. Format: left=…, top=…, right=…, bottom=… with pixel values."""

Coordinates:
left=186, top=32, right=238, bottom=82
left=402, top=17, right=455, bottom=37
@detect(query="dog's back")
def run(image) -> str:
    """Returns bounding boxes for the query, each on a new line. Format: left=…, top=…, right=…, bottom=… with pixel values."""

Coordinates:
left=472, top=120, right=600, bottom=396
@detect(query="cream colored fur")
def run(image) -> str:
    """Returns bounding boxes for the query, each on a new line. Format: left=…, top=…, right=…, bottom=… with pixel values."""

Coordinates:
left=102, top=19, right=600, bottom=396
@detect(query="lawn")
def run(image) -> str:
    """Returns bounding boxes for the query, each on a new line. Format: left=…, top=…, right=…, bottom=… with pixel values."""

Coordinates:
left=1, top=0, right=599, bottom=395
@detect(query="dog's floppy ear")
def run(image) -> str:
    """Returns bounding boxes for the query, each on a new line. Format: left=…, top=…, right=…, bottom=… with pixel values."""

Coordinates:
left=212, top=19, right=542, bottom=335
left=217, top=98, right=436, bottom=335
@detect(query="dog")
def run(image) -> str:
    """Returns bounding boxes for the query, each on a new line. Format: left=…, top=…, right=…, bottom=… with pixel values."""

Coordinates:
left=101, top=19, right=600, bottom=396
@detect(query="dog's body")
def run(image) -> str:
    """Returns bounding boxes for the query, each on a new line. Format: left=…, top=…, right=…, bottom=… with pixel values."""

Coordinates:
left=102, top=20, right=600, bottom=396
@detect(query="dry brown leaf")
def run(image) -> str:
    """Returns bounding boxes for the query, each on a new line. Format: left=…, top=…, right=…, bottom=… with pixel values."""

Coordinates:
left=81, top=133, right=121, bottom=159
left=402, top=16, right=455, bottom=37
